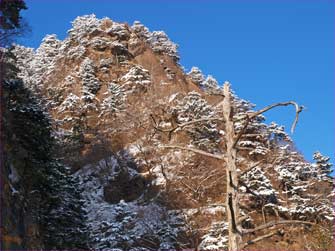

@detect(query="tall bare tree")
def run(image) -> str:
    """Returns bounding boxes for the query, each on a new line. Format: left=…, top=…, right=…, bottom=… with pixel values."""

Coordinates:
left=152, top=82, right=324, bottom=251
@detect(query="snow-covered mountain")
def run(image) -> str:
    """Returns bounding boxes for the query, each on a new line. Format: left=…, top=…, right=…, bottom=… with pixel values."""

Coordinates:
left=2, top=15, right=333, bottom=250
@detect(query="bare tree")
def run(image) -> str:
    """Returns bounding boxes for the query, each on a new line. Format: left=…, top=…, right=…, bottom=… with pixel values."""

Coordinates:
left=152, top=82, right=320, bottom=251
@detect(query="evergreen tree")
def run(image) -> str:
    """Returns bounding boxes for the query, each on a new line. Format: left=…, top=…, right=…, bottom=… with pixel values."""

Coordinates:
left=313, top=151, right=333, bottom=180
left=0, top=0, right=28, bottom=45
left=2, top=50, right=90, bottom=249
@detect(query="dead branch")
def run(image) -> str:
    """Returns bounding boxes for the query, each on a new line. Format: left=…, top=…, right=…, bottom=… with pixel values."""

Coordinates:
left=161, top=145, right=225, bottom=160
left=177, top=117, right=224, bottom=129
left=233, top=101, right=303, bottom=147
left=242, top=220, right=316, bottom=234
left=241, top=230, right=278, bottom=249
left=178, top=179, right=197, bottom=194
left=151, top=115, right=223, bottom=138
left=250, top=101, right=303, bottom=133
left=198, top=172, right=217, bottom=186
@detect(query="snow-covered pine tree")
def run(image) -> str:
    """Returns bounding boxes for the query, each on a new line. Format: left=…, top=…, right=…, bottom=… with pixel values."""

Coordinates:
left=2, top=50, right=90, bottom=249
left=100, top=82, right=126, bottom=117
left=187, top=67, right=220, bottom=93
left=170, top=91, right=220, bottom=152
left=41, top=162, right=89, bottom=249
left=272, top=148, right=334, bottom=222
left=79, top=57, right=101, bottom=99
left=233, top=94, right=270, bottom=157
left=187, top=67, right=205, bottom=85
left=313, top=151, right=333, bottom=180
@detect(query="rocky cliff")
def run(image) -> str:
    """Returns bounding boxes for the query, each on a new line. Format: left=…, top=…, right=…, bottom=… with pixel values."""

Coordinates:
left=2, top=14, right=334, bottom=250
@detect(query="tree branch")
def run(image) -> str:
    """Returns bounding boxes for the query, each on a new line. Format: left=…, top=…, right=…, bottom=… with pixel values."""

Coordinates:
left=151, top=115, right=223, bottom=135
left=233, top=101, right=303, bottom=147
left=240, top=160, right=265, bottom=177
left=250, top=101, right=303, bottom=133
left=177, top=117, right=224, bottom=129
left=241, top=230, right=278, bottom=249
left=239, top=180, right=259, bottom=197
left=161, top=145, right=225, bottom=160
left=242, top=220, right=315, bottom=234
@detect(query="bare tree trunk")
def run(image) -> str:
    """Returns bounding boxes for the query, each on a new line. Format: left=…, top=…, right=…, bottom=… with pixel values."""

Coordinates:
left=223, top=83, right=241, bottom=251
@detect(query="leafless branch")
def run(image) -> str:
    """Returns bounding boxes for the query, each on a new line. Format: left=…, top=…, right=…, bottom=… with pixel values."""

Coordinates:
left=198, top=172, right=217, bottom=186
left=241, top=230, right=278, bottom=249
left=233, top=101, right=303, bottom=148
left=242, top=220, right=315, bottom=234
left=161, top=145, right=225, bottom=160
left=179, top=179, right=197, bottom=193
left=177, top=117, right=224, bottom=128
left=250, top=101, right=303, bottom=133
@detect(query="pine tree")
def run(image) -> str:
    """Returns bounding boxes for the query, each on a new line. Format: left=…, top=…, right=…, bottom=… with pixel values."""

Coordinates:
left=2, top=50, right=90, bottom=249
left=313, top=151, right=333, bottom=180
left=0, top=0, right=28, bottom=45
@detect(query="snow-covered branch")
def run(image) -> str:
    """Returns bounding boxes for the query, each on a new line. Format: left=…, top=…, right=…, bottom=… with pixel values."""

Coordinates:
left=151, top=115, right=223, bottom=135
left=242, top=220, right=316, bottom=234
left=161, top=145, right=225, bottom=160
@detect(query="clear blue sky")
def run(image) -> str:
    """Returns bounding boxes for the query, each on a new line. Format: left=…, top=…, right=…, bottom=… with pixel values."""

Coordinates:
left=19, top=0, right=334, bottom=163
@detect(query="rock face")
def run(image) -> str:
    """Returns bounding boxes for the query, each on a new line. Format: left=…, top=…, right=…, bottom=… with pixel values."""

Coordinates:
left=2, top=14, right=334, bottom=250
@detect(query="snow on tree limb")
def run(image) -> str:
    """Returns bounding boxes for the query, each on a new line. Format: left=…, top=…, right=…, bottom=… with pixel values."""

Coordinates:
left=242, top=220, right=316, bottom=234
left=151, top=115, right=223, bottom=135
left=161, top=145, right=225, bottom=160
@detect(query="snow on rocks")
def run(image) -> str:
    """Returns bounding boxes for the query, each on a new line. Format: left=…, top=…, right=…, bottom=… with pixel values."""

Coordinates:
left=110, top=41, right=132, bottom=62
left=63, top=75, right=76, bottom=87
left=66, top=44, right=87, bottom=60
left=75, top=153, right=188, bottom=250
left=99, top=58, right=114, bottom=72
